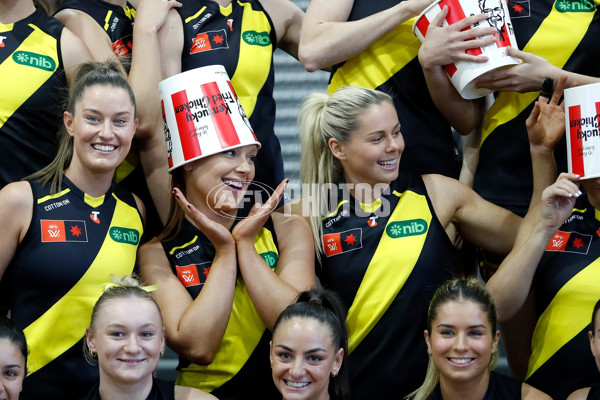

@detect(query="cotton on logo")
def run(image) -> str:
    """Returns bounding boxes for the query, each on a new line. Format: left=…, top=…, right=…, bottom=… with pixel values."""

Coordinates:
left=0, top=36, right=6, bottom=47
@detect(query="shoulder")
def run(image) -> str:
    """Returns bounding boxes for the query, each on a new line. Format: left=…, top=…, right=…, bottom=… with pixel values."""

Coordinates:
left=521, top=382, right=553, bottom=400
left=174, top=384, right=218, bottom=400
left=0, top=181, right=34, bottom=209
left=567, top=387, right=591, bottom=400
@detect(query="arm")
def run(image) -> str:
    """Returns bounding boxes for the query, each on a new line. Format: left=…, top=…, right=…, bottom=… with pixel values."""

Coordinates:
left=486, top=173, right=580, bottom=321
left=54, top=10, right=116, bottom=63
left=139, top=190, right=238, bottom=364
left=0, top=182, right=34, bottom=280
left=417, top=8, right=496, bottom=134
left=129, top=0, right=182, bottom=140
left=474, top=47, right=600, bottom=93
left=60, top=28, right=93, bottom=84
left=424, top=174, right=522, bottom=256
left=233, top=180, right=317, bottom=330
left=299, top=0, right=433, bottom=72
left=259, top=0, right=304, bottom=59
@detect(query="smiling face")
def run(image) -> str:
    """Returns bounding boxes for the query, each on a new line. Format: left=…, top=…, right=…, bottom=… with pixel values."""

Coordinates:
left=86, top=297, right=164, bottom=387
left=270, top=317, right=343, bottom=400
left=183, top=144, right=258, bottom=217
left=589, top=308, right=600, bottom=372
left=329, top=102, right=404, bottom=190
left=425, top=300, right=500, bottom=388
left=65, top=84, right=137, bottom=179
left=0, top=340, right=25, bottom=400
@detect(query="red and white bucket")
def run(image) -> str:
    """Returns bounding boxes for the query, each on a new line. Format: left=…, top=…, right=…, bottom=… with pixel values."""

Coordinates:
left=159, top=65, right=260, bottom=172
left=565, top=83, right=600, bottom=180
left=413, top=0, right=519, bottom=99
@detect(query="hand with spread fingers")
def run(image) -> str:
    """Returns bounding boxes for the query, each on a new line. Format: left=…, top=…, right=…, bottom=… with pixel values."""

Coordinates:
left=526, top=75, right=569, bottom=153
left=232, top=179, right=288, bottom=244
left=540, top=173, right=581, bottom=231
left=418, top=8, right=497, bottom=71
left=173, top=187, right=235, bottom=250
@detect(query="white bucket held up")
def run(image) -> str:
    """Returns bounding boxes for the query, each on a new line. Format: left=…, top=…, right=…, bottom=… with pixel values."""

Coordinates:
left=413, top=0, right=519, bottom=99
left=564, top=82, right=600, bottom=180
left=159, top=65, right=260, bottom=172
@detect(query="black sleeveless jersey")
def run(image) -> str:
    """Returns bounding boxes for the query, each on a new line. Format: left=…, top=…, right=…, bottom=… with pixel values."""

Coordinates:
left=0, top=9, right=66, bottom=188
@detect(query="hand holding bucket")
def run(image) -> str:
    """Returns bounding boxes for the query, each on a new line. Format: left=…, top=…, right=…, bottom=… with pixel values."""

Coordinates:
left=413, top=0, right=520, bottom=99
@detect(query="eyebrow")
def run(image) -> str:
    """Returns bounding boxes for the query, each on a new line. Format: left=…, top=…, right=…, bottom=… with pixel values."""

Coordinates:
left=366, top=122, right=401, bottom=136
left=106, top=323, right=157, bottom=329
left=436, top=324, right=487, bottom=329
left=4, top=364, right=22, bottom=369
left=82, top=108, right=131, bottom=115
left=275, top=344, right=328, bottom=354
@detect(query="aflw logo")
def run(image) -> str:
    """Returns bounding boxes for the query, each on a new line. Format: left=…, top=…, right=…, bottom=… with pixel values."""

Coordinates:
left=13, top=51, right=56, bottom=71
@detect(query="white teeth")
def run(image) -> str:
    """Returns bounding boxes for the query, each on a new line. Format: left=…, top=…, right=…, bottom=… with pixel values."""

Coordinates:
left=378, top=160, right=397, bottom=167
left=450, top=358, right=473, bottom=364
left=223, top=179, right=243, bottom=189
left=285, top=380, right=309, bottom=388
left=93, top=144, right=116, bottom=152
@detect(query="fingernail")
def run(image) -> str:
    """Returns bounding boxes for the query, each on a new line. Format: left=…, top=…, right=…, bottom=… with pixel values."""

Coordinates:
left=578, top=190, right=582, bottom=196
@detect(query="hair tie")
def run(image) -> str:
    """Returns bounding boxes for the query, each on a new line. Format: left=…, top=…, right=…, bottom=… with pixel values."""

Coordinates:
left=309, top=297, right=322, bottom=305
left=99, top=283, right=158, bottom=293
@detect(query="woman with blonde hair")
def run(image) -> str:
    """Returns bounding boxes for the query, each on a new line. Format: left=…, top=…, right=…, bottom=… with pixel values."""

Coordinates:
left=83, top=274, right=216, bottom=400
left=289, top=85, right=557, bottom=399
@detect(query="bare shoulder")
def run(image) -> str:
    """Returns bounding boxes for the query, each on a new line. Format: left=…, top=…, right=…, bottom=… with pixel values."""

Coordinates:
left=521, top=383, right=553, bottom=400
left=272, top=208, right=311, bottom=232
left=0, top=181, right=34, bottom=210
left=174, top=384, right=218, bottom=400
left=566, top=387, right=590, bottom=400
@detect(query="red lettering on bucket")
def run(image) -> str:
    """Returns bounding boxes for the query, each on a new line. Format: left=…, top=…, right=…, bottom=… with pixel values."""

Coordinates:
left=172, top=90, right=202, bottom=161
left=226, top=80, right=258, bottom=141
left=569, top=105, right=584, bottom=176
left=200, top=82, right=240, bottom=149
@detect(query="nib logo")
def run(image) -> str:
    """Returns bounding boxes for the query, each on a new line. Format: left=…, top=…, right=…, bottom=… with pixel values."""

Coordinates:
left=0, top=36, right=6, bottom=47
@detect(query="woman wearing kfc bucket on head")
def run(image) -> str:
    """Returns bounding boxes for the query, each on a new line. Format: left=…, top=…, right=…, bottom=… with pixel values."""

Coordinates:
left=138, top=66, right=316, bottom=400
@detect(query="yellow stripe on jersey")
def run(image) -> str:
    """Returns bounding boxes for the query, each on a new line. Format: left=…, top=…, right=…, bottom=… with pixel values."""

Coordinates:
left=176, top=227, right=278, bottom=391
left=481, top=2, right=598, bottom=144
left=185, top=6, right=208, bottom=24
left=103, top=10, right=113, bottom=31
left=347, top=189, right=431, bottom=352
left=527, top=256, right=600, bottom=379
left=24, top=196, right=143, bottom=375
left=84, top=193, right=106, bottom=208
left=0, top=24, right=59, bottom=130
left=328, top=18, right=420, bottom=94
left=231, top=0, right=272, bottom=118
left=115, top=150, right=139, bottom=183
left=169, top=236, right=199, bottom=255
left=37, top=188, right=71, bottom=204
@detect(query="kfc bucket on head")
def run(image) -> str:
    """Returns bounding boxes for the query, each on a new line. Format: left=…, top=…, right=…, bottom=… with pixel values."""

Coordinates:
left=413, top=0, right=520, bottom=99
left=159, top=65, right=260, bottom=172
left=565, top=82, right=600, bottom=180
